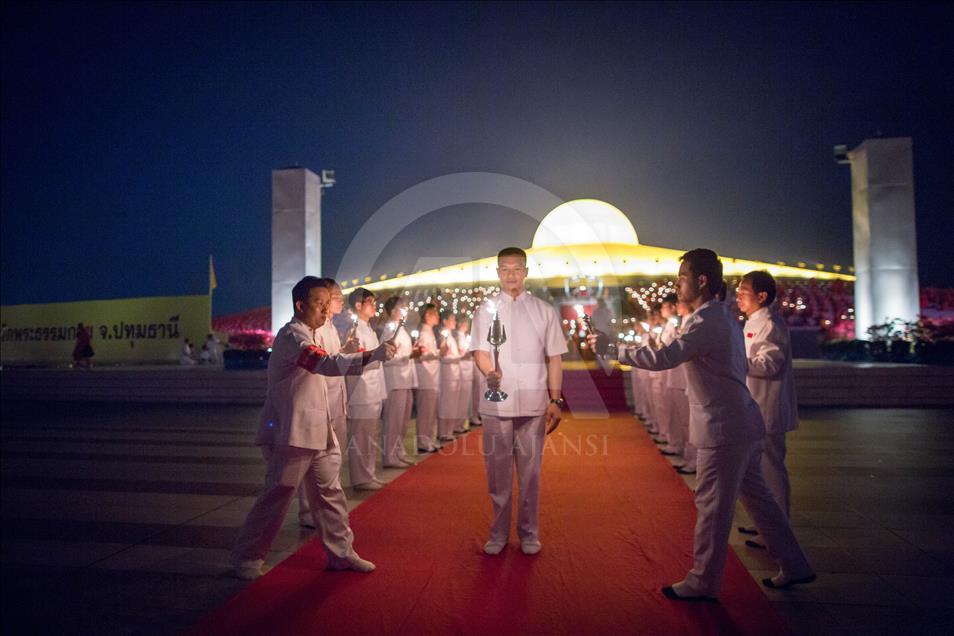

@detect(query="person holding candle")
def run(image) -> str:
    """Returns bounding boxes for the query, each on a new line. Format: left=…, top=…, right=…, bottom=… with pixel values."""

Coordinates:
left=232, top=277, right=394, bottom=580
left=587, top=249, right=813, bottom=600
left=296, top=278, right=359, bottom=528
left=414, top=303, right=442, bottom=452
left=454, top=314, right=474, bottom=434
left=345, top=288, right=391, bottom=487
left=437, top=310, right=461, bottom=442
left=472, top=247, right=568, bottom=556
left=735, top=270, right=799, bottom=546
left=380, top=296, right=420, bottom=468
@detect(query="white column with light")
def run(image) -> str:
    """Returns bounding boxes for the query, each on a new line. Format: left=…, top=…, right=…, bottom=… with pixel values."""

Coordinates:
left=841, top=137, right=919, bottom=339
left=271, top=168, right=323, bottom=334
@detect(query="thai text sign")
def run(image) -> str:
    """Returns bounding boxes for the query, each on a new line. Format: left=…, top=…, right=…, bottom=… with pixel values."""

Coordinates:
left=1, top=295, right=211, bottom=365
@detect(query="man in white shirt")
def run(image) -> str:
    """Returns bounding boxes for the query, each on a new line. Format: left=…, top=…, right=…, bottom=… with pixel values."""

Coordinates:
left=231, top=276, right=395, bottom=580
left=736, top=270, right=799, bottom=537
left=346, top=288, right=393, bottom=486
left=455, top=314, right=474, bottom=433
left=588, top=249, right=813, bottom=600
left=472, top=247, right=568, bottom=556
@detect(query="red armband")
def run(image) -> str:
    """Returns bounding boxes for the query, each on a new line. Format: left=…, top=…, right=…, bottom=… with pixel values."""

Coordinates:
left=297, top=345, right=329, bottom=372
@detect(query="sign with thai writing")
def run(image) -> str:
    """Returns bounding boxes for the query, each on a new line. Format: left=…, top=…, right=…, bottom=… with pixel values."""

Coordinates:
left=1, top=295, right=211, bottom=365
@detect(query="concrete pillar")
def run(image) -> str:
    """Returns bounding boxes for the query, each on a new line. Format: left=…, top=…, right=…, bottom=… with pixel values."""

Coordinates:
left=271, top=168, right=322, bottom=334
left=846, top=137, right=919, bottom=339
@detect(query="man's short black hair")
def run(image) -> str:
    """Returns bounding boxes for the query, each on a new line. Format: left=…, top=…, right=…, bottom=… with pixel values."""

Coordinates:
left=662, top=293, right=678, bottom=305
left=680, top=249, right=723, bottom=295
left=348, top=287, right=375, bottom=308
left=292, top=276, right=325, bottom=307
left=742, top=270, right=778, bottom=306
left=440, top=309, right=456, bottom=322
left=497, top=247, right=527, bottom=262
left=419, top=302, right=437, bottom=320
left=315, top=277, right=338, bottom=290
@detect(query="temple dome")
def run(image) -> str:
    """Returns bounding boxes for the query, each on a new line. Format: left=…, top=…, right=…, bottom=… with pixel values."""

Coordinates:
left=531, top=199, right=639, bottom=249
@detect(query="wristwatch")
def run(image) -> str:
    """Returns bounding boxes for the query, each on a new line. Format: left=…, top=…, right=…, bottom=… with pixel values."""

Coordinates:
left=549, top=397, right=566, bottom=408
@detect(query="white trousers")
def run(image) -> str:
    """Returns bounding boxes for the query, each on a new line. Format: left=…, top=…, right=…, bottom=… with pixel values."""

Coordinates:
left=383, top=389, right=413, bottom=465
left=761, top=432, right=791, bottom=517
left=234, top=444, right=354, bottom=567
left=298, top=414, right=347, bottom=523
left=348, top=404, right=382, bottom=485
left=438, top=380, right=460, bottom=438
left=482, top=414, right=546, bottom=542
left=471, top=372, right=483, bottom=422
left=415, top=389, right=439, bottom=449
left=665, top=388, right=689, bottom=453
left=684, top=440, right=811, bottom=595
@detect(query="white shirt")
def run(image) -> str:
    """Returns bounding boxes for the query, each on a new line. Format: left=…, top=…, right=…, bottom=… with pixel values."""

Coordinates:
left=472, top=291, right=568, bottom=418
left=380, top=322, right=418, bottom=390
left=346, top=319, right=388, bottom=406
left=439, top=328, right=461, bottom=385
left=619, top=300, right=764, bottom=448
left=744, top=307, right=799, bottom=435
left=414, top=326, right=441, bottom=390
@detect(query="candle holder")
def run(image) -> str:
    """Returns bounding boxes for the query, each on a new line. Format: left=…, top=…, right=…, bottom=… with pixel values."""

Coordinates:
left=581, top=313, right=617, bottom=359
left=484, top=311, right=508, bottom=402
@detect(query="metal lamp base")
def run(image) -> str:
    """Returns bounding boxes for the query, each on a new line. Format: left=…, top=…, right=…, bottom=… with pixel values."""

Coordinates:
left=484, top=389, right=508, bottom=402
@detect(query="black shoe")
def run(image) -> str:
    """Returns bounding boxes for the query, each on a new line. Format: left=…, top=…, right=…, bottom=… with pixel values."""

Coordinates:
left=660, top=449, right=679, bottom=456
left=652, top=438, right=666, bottom=445
left=738, top=526, right=759, bottom=536
left=675, top=466, right=696, bottom=475
left=745, top=540, right=767, bottom=550
left=661, top=586, right=716, bottom=602
left=417, top=448, right=436, bottom=453
left=762, top=574, right=816, bottom=590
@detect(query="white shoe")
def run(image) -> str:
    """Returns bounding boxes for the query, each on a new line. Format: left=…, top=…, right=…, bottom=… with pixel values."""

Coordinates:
left=483, top=539, right=506, bottom=555
left=399, top=458, right=417, bottom=466
left=520, top=539, right=542, bottom=555
left=353, top=481, right=383, bottom=491
left=327, top=553, right=376, bottom=573
left=230, top=559, right=264, bottom=580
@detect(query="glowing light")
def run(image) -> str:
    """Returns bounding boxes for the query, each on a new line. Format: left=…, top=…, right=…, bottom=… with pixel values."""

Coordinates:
left=531, top=199, right=639, bottom=248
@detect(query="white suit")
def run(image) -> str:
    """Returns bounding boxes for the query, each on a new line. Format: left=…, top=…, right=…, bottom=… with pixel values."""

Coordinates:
left=471, top=292, right=568, bottom=543
left=619, top=300, right=811, bottom=596
left=236, top=318, right=379, bottom=570
left=414, top=326, right=441, bottom=450
left=381, top=322, right=418, bottom=465
left=437, top=330, right=461, bottom=439
left=744, top=307, right=798, bottom=516
left=346, top=320, right=387, bottom=483
left=455, top=329, right=474, bottom=430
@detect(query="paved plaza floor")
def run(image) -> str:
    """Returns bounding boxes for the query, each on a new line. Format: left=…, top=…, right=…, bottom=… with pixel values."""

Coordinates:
left=1, top=401, right=952, bottom=634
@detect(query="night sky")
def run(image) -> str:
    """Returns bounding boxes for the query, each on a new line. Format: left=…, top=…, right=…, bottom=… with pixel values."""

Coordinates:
left=3, top=2, right=952, bottom=315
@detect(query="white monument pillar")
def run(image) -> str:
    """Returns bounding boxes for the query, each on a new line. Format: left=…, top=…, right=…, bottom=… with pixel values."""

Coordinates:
left=844, top=137, right=919, bottom=339
left=271, top=168, right=322, bottom=334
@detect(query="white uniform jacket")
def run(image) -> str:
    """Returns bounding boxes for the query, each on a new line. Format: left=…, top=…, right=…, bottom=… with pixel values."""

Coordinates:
left=256, top=318, right=378, bottom=451
left=346, top=320, right=388, bottom=406
left=743, top=307, right=799, bottom=435
left=380, top=323, right=418, bottom=391
left=471, top=292, right=568, bottom=418
left=618, top=300, right=765, bottom=449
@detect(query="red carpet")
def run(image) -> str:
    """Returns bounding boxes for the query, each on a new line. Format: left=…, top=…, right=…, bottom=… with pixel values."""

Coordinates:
left=191, top=415, right=786, bottom=635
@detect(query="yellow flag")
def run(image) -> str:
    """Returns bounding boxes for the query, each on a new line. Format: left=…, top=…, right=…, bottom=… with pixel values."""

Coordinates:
left=209, top=255, right=217, bottom=293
